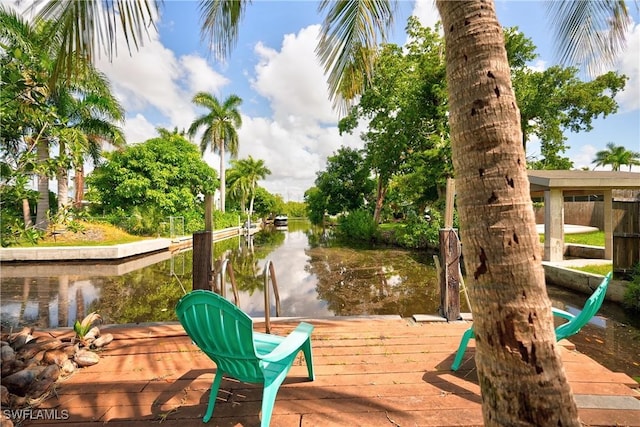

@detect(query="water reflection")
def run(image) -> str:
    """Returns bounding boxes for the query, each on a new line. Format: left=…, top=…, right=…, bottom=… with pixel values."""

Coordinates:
left=0, top=221, right=441, bottom=328
left=1, top=220, right=638, bottom=378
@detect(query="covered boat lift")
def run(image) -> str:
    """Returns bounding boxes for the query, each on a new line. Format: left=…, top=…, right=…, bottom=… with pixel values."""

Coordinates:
left=527, top=170, right=640, bottom=262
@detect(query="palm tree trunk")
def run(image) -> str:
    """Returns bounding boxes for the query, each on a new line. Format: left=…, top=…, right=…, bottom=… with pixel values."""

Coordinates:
left=22, top=199, right=32, bottom=228
left=74, top=164, right=85, bottom=209
left=248, top=184, right=255, bottom=218
left=35, top=139, right=50, bottom=230
left=57, top=166, right=69, bottom=211
left=219, top=144, right=226, bottom=212
left=57, top=140, right=69, bottom=211
left=436, top=1, right=579, bottom=425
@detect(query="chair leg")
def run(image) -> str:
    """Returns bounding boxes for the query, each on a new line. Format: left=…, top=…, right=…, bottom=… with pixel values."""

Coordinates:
left=451, top=327, right=475, bottom=371
left=302, top=340, right=315, bottom=380
left=203, top=370, right=224, bottom=423
left=260, top=380, right=282, bottom=427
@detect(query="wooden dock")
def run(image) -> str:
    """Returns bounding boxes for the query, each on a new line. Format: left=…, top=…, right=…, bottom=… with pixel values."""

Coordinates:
left=18, top=318, right=640, bottom=426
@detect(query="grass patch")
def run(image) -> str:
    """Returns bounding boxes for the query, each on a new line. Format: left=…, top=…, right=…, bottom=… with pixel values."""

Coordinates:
left=567, top=264, right=613, bottom=276
left=539, top=230, right=605, bottom=246
left=23, top=221, right=145, bottom=247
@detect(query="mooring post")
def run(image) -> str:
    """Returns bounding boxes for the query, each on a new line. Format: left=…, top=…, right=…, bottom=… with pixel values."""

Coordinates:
left=439, top=229, right=461, bottom=321
left=438, top=177, right=461, bottom=321
left=192, top=231, right=213, bottom=291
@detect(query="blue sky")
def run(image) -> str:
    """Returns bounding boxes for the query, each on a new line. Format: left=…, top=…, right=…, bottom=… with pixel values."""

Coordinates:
left=19, top=1, right=640, bottom=201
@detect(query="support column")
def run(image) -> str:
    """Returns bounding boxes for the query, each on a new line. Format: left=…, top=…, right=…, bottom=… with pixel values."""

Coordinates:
left=193, top=231, right=213, bottom=291
left=544, top=189, right=564, bottom=262
left=603, top=189, right=613, bottom=260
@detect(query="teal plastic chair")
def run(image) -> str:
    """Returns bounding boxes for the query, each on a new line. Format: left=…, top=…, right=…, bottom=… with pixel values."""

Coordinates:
left=451, top=272, right=612, bottom=371
left=175, top=290, right=314, bottom=426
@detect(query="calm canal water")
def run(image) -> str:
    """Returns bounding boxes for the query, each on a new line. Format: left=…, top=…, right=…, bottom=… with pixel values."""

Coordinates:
left=1, top=220, right=638, bottom=378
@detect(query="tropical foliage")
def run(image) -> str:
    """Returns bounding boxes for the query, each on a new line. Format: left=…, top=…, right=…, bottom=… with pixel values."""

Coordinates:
left=0, top=6, right=125, bottom=237
left=592, top=143, right=640, bottom=171
left=86, top=132, right=218, bottom=235
left=226, top=156, right=271, bottom=218
left=188, top=92, right=243, bottom=213
left=306, top=147, right=375, bottom=223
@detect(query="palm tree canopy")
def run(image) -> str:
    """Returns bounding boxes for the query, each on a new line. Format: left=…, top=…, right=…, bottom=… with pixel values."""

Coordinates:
left=234, top=156, right=271, bottom=188
left=198, top=0, right=250, bottom=61
left=592, top=142, right=640, bottom=171
left=188, top=92, right=242, bottom=157
left=316, top=0, right=395, bottom=109
left=546, top=0, right=630, bottom=76
left=32, top=0, right=158, bottom=83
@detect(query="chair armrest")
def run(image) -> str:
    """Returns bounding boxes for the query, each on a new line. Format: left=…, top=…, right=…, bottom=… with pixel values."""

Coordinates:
left=259, top=322, right=313, bottom=363
left=552, top=307, right=575, bottom=321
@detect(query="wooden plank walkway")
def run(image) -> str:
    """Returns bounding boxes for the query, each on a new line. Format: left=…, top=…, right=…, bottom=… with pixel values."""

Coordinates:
left=15, top=318, right=640, bottom=426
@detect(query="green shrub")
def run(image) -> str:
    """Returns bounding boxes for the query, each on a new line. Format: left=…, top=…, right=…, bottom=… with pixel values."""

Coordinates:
left=395, top=210, right=442, bottom=249
left=336, top=210, right=378, bottom=242
left=623, top=263, right=640, bottom=313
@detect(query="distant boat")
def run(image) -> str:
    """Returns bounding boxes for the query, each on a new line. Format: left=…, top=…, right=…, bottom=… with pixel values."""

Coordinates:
left=274, top=215, right=288, bottom=227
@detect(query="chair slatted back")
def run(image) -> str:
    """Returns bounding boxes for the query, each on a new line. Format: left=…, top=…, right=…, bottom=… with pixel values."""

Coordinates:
left=176, top=290, right=264, bottom=383
left=555, top=272, right=611, bottom=341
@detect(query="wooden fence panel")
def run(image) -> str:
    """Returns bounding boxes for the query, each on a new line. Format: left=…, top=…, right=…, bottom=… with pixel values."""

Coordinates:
left=613, top=200, right=640, bottom=279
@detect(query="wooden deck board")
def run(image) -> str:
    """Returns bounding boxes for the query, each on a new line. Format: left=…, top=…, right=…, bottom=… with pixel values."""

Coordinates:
left=15, top=319, right=640, bottom=426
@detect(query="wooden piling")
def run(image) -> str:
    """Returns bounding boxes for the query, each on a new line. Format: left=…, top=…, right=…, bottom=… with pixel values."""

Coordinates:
left=439, top=228, right=461, bottom=321
left=192, top=231, right=212, bottom=291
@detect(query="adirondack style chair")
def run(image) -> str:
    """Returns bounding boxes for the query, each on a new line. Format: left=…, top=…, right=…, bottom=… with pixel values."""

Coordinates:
left=175, top=290, right=315, bottom=426
left=451, top=272, right=612, bottom=371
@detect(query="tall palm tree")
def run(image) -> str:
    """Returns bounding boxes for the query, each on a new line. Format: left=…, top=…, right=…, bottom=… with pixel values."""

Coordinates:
left=31, top=0, right=631, bottom=423
left=188, top=92, right=242, bottom=213
left=52, top=75, right=126, bottom=210
left=593, top=142, right=640, bottom=171
left=318, top=1, right=629, bottom=425
left=228, top=156, right=271, bottom=218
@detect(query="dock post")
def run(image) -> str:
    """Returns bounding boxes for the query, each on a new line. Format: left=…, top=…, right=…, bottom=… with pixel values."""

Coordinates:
left=438, top=178, right=461, bottom=321
left=193, top=231, right=213, bottom=291
left=439, top=229, right=461, bottom=321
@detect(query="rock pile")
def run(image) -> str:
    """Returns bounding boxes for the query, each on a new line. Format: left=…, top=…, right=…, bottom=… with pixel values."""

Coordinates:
left=0, top=313, right=113, bottom=418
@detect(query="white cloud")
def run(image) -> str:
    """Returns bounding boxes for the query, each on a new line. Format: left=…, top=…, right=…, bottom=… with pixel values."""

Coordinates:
left=180, top=54, right=230, bottom=95
left=229, top=25, right=367, bottom=202
left=615, top=21, right=640, bottom=112
left=411, top=0, right=441, bottom=31
left=123, top=114, right=159, bottom=145
left=94, top=15, right=229, bottom=144
left=571, top=144, right=599, bottom=170
left=251, top=25, right=338, bottom=126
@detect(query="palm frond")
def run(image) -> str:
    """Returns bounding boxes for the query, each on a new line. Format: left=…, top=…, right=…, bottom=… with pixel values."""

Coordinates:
left=546, top=0, right=630, bottom=76
left=317, top=0, right=395, bottom=112
left=198, top=0, right=250, bottom=60
left=32, top=0, right=158, bottom=83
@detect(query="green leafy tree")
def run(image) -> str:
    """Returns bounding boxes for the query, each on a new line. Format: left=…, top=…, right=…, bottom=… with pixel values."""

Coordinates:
left=592, top=143, right=640, bottom=171
left=188, top=92, right=242, bottom=213
left=87, top=132, right=217, bottom=234
left=252, top=187, right=285, bottom=219
left=304, top=186, right=328, bottom=226
left=505, top=28, right=627, bottom=170
left=314, top=147, right=375, bottom=217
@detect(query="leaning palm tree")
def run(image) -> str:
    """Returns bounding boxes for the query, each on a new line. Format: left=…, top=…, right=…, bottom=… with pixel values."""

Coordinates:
left=229, top=156, right=271, bottom=218
left=226, top=165, right=251, bottom=214
left=593, top=142, right=640, bottom=171
left=188, top=92, right=242, bottom=213
left=31, top=0, right=631, bottom=424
